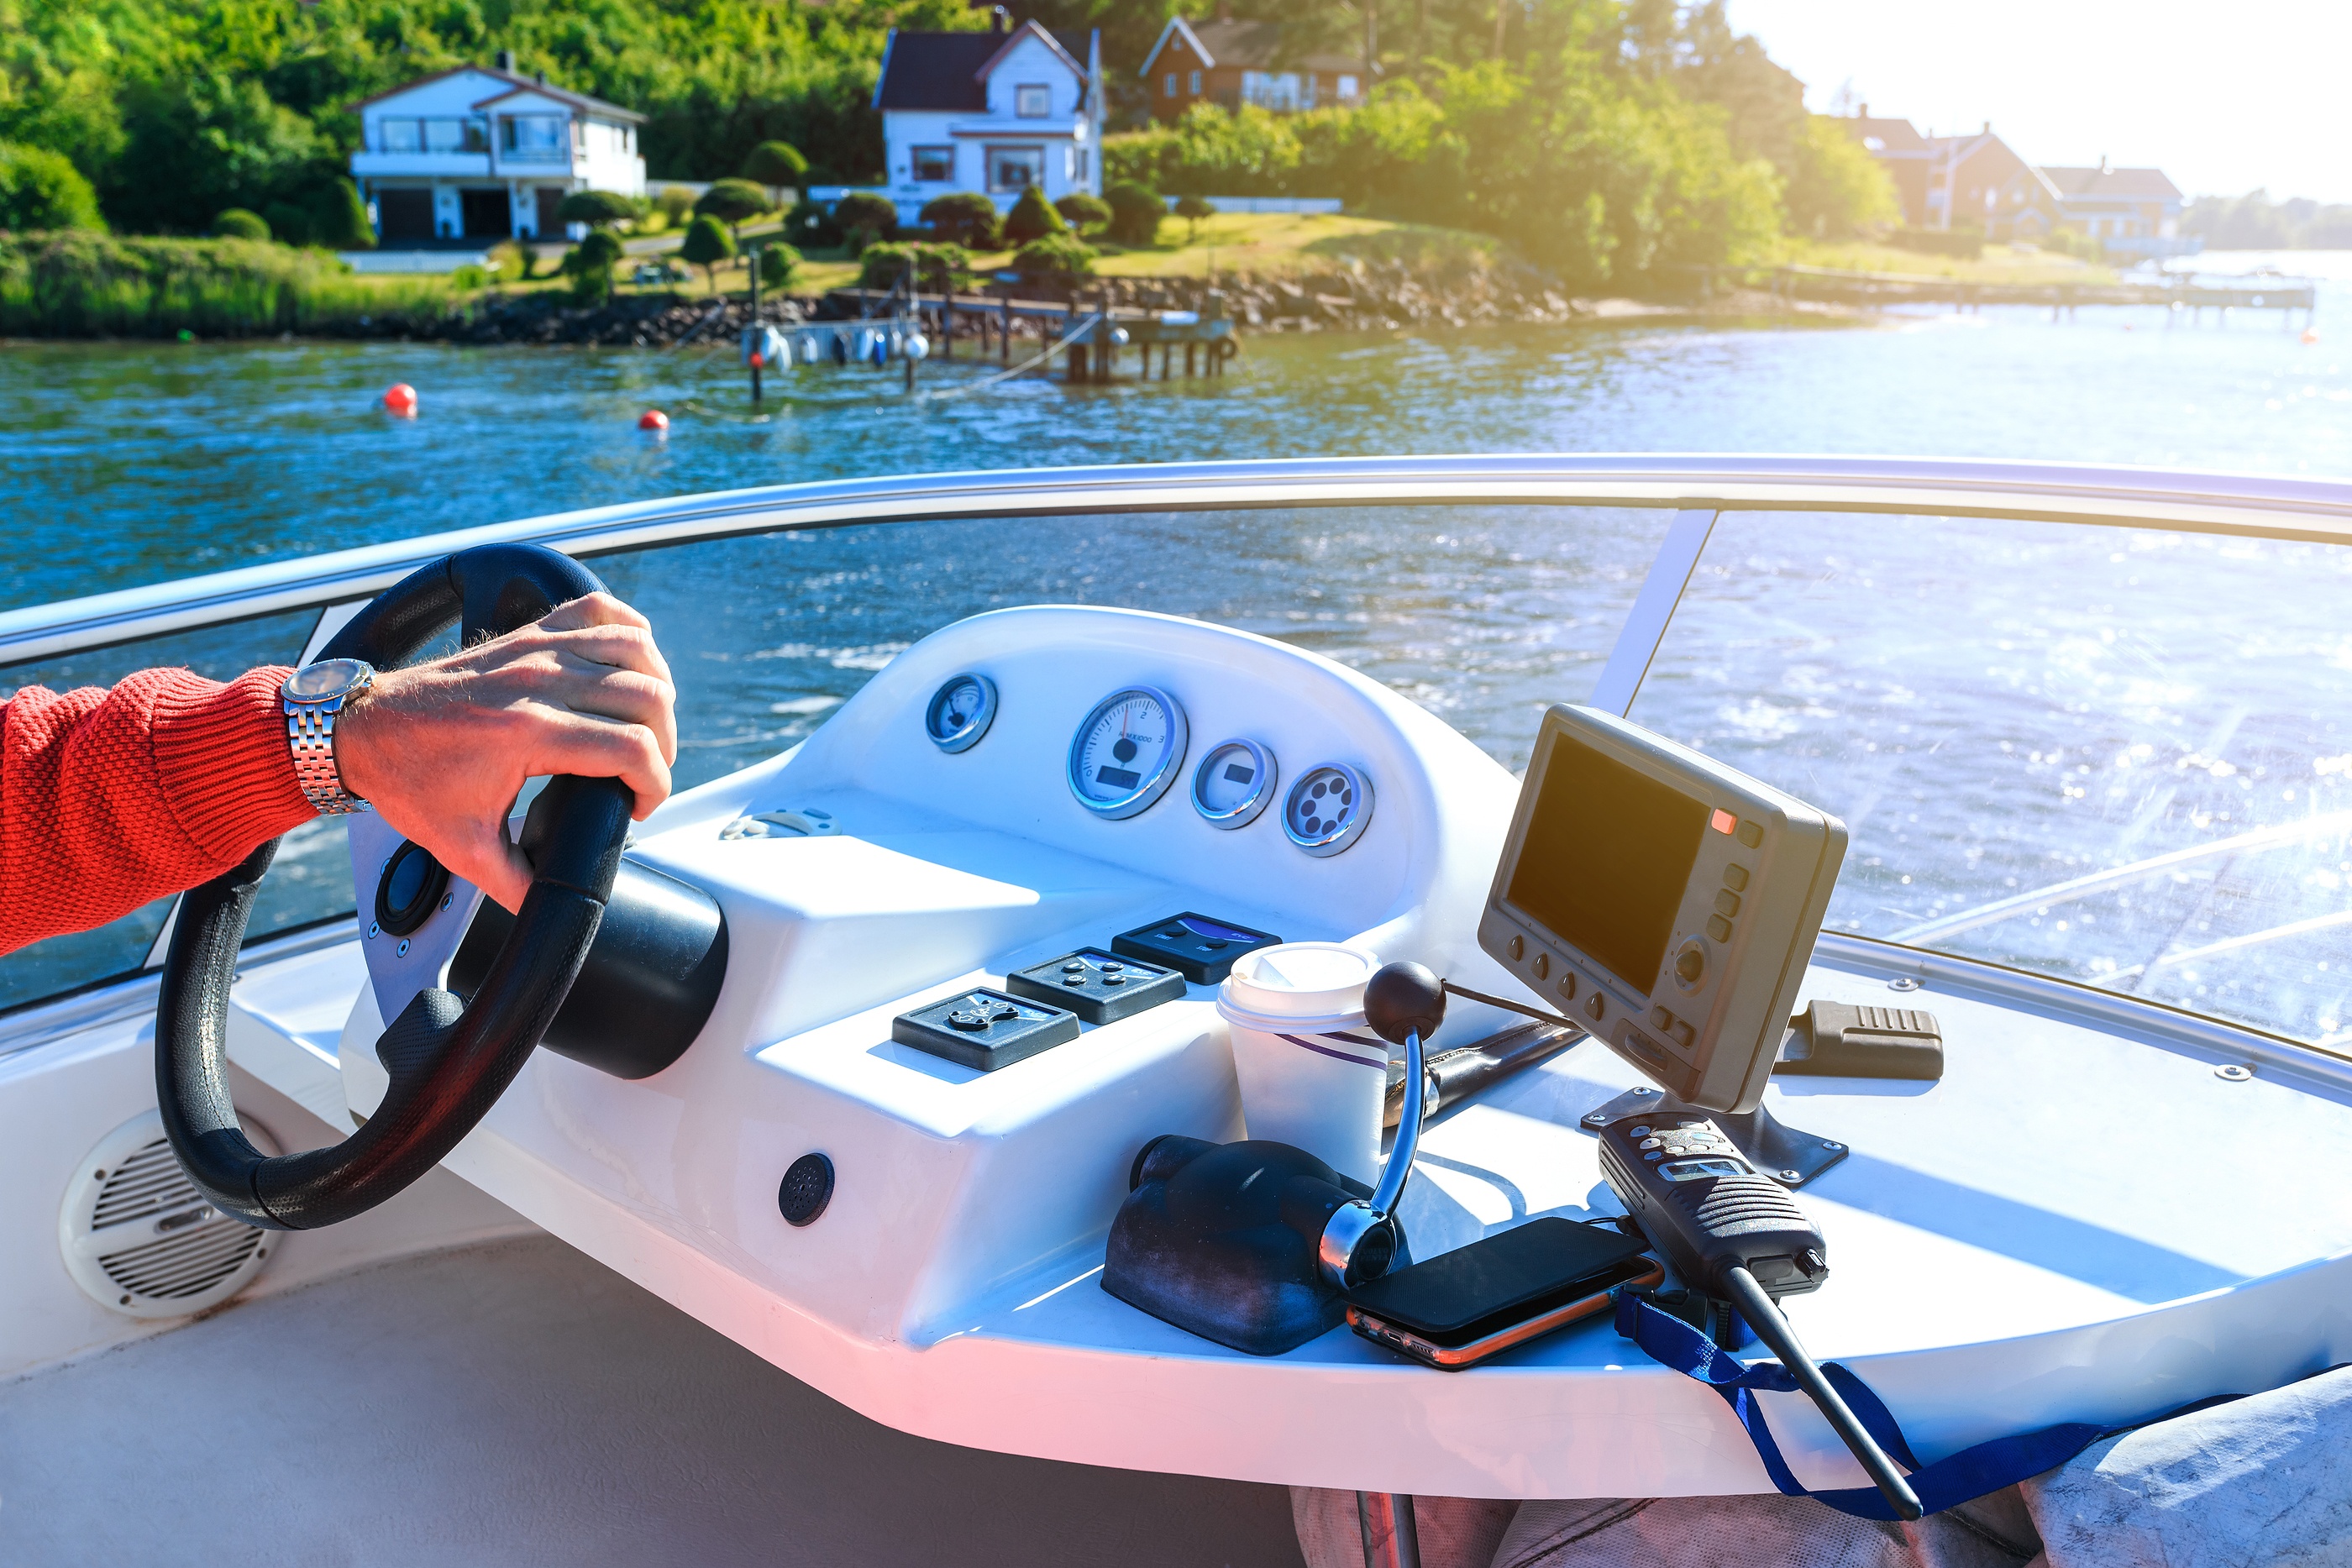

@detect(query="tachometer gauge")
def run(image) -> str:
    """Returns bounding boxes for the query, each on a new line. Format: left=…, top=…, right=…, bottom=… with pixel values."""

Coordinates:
left=926, top=673, right=998, bottom=753
left=1068, top=687, right=1189, bottom=819
left=1284, top=763, right=1373, bottom=857
left=1191, top=739, right=1277, bottom=829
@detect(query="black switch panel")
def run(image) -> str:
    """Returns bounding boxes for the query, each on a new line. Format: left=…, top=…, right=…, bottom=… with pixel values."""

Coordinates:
left=1110, top=910, right=1284, bottom=984
left=893, top=988, right=1080, bottom=1072
left=1005, top=949, right=1187, bottom=1025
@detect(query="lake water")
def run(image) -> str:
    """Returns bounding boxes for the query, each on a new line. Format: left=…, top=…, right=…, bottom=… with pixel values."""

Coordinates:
left=4, top=251, right=2349, bottom=1047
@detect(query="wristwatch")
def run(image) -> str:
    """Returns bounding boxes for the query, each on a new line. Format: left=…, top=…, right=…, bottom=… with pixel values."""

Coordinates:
left=281, top=657, right=375, bottom=815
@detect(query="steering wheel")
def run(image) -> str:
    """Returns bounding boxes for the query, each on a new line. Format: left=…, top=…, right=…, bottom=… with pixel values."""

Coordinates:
left=155, top=543, right=633, bottom=1231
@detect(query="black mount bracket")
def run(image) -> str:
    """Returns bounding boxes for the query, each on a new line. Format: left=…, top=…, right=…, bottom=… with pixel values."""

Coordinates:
left=1577, top=1085, right=1849, bottom=1188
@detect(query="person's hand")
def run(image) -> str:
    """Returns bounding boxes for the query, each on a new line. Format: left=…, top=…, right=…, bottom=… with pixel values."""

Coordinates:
left=335, top=594, right=678, bottom=914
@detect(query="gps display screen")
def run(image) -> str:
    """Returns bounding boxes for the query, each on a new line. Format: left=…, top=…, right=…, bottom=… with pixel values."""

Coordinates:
left=1505, top=731, right=1709, bottom=990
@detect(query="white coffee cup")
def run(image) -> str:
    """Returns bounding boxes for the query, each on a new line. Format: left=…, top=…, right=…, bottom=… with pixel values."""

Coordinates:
left=1217, top=942, right=1389, bottom=1187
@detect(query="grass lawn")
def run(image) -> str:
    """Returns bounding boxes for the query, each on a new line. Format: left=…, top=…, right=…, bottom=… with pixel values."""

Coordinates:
left=1089, top=211, right=1505, bottom=280
left=1773, top=238, right=2122, bottom=286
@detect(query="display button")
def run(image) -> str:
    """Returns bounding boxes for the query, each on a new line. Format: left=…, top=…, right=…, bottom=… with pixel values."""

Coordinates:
left=1557, top=973, right=1578, bottom=1000
left=1710, top=809, right=1737, bottom=835
left=1640, top=1137, right=1663, bottom=1151
left=1736, top=820, right=1765, bottom=848
left=1706, top=914, right=1734, bottom=943
left=1509, top=934, right=1525, bottom=960
left=1714, top=889, right=1741, bottom=918
left=1585, top=992, right=1605, bottom=1021
left=1645, top=1150, right=1664, bottom=1162
left=1674, top=946, right=1705, bottom=985
left=1723, top=864, right=1750, bottom=892
left=1671, top=1020, right=1695, bottom=1049
left=1533, top=952, right=1550, bottom=979
left=1651, top=1005, right=1672, bottom=1030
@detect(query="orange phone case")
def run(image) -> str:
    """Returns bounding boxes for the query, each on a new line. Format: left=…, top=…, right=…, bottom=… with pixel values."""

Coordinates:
left=1347, top=1257, right=1666, bottom=1370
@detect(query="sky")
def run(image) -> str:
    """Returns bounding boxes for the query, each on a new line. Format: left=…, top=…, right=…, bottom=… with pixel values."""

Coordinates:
left=1723, top=0, right=2352, bottom=205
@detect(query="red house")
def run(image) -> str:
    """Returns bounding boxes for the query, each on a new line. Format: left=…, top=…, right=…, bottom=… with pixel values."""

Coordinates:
left=1137, top=9, right=1367, bottom=122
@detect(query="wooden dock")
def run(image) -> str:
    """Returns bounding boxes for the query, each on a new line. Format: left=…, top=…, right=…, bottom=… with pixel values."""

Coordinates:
left=822, top=287, right=1239, bottom=381
left=1692, top=265, right=2319, bottom=322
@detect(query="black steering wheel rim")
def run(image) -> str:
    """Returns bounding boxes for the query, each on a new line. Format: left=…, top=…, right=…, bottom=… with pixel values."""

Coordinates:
left=155, top=543, right=633, bottom=1231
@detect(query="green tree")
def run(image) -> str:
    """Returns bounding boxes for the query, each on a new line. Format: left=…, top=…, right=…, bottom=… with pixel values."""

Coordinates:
left=564, top=226, right=624, bottom=302
left=1053, top=191, right=1111, bottom=233
left=919, top=191, right=1000, bottom=249
left=757, top=240, right=801, bottom=289
left=1783, top=116, right=1896, bottom=239
left=557, top=190, right=638, bottom=229
left=1011, top=232, right=1095, bottom=285
left=105, top=74, right=324, bottom=235
left=1172, top=193, right=1215, bottom=243
left=743, top=140, right=808, bottom=207
left=785, top=197, right=843, bottom=249
left=694, top=176, right=772, bottom=244
left=1001, top=186, right=1063, bottom=244
left=312, top=178, right=375, bottom=249
left=832, top=191, right=896, bottom=249
left=1104, top=181, right=1163, bottom=247
left=210, top=207, right=270, bottom=241
left=678, top=212, right=735, bottom=291
left=0, top=144, right=106, bottom=232
left=262, top=199, right=312, bottom=245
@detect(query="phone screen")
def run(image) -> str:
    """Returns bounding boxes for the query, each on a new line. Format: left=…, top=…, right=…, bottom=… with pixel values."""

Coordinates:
left=1343, top=1217, right=1651, bottom=1346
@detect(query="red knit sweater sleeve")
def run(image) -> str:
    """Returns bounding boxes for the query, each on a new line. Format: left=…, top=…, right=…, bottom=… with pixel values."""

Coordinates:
left=0, top=667, right=316, bottom=957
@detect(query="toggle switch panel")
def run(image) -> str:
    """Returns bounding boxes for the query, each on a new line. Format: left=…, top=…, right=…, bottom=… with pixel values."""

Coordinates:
left=893, top=988, right=1080, bottom=1072
left=1005, top=949, right=1186, bottom=1025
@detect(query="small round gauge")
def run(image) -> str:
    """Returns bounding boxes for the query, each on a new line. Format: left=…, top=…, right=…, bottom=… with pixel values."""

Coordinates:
left=1068, top=686, right=1189, bottom=820
left=1191, top=739, right=1278, bottom=830
left=925, top=673, right=998, bottom=753
left=1284, top=763, right=1374, bottom=857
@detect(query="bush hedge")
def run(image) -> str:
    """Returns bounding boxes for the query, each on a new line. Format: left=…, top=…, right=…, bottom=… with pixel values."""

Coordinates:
left=919, top=191, right=1001, bottom=249
left=858, top=240, right=970, bottom=293
left=1011, top=233, right=1095, bottom=285
left=1001, top=186, right=1064, bottom=244
left=1105, top=182, right=1163, bottom=247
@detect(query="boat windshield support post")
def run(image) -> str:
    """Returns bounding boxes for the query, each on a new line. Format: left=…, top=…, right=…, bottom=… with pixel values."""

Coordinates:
left=1588, top=507, right=1719, bottom=716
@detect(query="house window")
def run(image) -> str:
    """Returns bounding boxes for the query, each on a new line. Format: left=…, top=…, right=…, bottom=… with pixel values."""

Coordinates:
left=1016, top=83, right=1051, bottom=118
left=988, top=146, right=1046, bottom=192
left=911, top=145, right=954, bottom=183
left=423, top=118, right=486, bottom=153
left=381, top=119, right=422, bottom=153
left=1189, top=69, right=1202, bottom=92
left=1078, top=149, right=1089, bottom=183
left=1240, top=71, right=1302, bottom=110
left=1337, top=74, right=1358, bottom=99
left=1164, top=72, right=1178, bottom=97
left=501, top=116, right=567, bottom=159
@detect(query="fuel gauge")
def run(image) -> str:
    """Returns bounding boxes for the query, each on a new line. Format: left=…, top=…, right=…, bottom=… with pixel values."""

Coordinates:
left=926, top=673, right=998, bottom=753
left=1192, top=739, right=1277, bottom=829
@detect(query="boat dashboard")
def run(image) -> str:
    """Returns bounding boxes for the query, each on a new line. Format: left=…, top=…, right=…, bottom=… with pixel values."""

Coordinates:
left=319, top=599, right=2352, bottom=1501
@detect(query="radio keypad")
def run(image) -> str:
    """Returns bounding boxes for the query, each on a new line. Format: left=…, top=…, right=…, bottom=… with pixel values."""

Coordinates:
left=1722, top=863, right=1750, bottom=892
left=1706, top=914, right=1734, bottom=943
left=1714, top=889, right=1741, bottom=918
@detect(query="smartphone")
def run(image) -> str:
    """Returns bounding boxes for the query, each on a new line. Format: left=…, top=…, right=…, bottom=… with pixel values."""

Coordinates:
left=1342, top=1216, right=1663, bottom=1371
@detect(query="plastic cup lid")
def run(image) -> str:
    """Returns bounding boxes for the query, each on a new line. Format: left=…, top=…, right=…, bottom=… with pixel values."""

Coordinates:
left=1221, top=942, right=1380, bottom=1020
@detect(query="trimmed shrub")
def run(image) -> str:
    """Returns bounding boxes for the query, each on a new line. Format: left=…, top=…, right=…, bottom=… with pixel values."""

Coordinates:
left=657, top=186, right=697, bottom=224
left=0, top=144, right=105, bottom=233
left=695, top=176, right=772, bottom=239
left=1173, top=193, right=1215, bottom=242
left=557, top=189, right=637, bottom=228
left=679, top=212, right=735, bottom=289
left=1054, top=192, right=1112, bottom=233
left=315, top=178, right=375, bottom=249
left=743, top=140, right=808, bottom=202
left=212, top=207, right=270, bottom=241
left=1001, top=186, right=1064, bottom=244
left=832, top=191, right=897, bottom=245
left=919, top=191, right=1001, bottom=249
left=785, top=197, right=841, bottom=249
left=858, top=240, right=971, bottom=293
left=1105, top=181, right=1163, bottom=247
left=1011, top=233, right=1095, bottom=284
left=564, top=227, right=625, bottom=302
left=757, top=241, right=801, bottom=290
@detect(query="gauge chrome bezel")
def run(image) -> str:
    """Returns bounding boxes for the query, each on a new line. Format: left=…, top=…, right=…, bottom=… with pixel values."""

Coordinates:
left=1283, top=763, right=1374, bottom=857
left=1068, top=686, right=1189, bottom=820
left=925, top=673, right=998, bottom=753
left=1190, top=739, right=1278, bottom=830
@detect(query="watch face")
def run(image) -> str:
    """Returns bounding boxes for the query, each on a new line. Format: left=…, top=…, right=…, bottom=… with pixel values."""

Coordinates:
left=286, top=657, right=373, bottom=701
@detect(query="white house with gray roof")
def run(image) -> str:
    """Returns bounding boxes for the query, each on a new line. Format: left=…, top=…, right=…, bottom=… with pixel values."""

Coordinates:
left=349, top=55, right=647, bottom=246
left=872, top=17, right=1103, bottom=213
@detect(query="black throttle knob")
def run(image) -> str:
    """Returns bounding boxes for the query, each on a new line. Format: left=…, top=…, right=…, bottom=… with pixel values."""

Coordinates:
left=1364, top=962, right=1446, bottom=1046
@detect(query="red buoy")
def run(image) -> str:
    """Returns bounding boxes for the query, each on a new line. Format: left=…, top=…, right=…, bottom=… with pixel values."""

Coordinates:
left=638, top=409, right=670, bottom=433
left=2303, top=328, right=2322, bottom=345
left=382, top=382, right=418, bottom=417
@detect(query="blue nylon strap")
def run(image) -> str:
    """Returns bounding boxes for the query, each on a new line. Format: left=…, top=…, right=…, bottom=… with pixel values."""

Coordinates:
left=1613, top=1290, right=2116, bottom=1521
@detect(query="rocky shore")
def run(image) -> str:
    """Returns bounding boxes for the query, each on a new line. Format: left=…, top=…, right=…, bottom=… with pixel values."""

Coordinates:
left=307, top=262, right=1833, bottom=349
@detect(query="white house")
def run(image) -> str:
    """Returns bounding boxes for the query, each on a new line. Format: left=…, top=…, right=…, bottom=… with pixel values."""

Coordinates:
left=872, top=18, right=1103, bottom=216
left=349, top=53, right=647, bottom=246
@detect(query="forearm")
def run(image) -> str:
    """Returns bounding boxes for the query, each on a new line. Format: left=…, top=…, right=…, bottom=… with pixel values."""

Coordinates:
left=0, top=668, right=315, bottom=956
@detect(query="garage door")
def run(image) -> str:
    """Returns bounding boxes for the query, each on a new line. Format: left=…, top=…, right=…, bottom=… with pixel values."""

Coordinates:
left=377, top=189, right=433, bottom=242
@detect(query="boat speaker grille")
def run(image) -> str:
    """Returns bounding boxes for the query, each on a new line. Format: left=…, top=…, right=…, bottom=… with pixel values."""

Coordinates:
left=60, top=1111, right=277, bottom=1320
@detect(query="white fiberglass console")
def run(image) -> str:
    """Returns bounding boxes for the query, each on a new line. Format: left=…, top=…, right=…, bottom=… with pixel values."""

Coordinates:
left=340, top=606, right=1522, bottom=1346
left=318, top=601, right=2352, bottom=1502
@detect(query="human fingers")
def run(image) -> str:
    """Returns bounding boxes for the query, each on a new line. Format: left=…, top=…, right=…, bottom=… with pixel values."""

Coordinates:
left=511, top=711, right=674, bottom=820
left=533, top=622, right=677, bottom=690
left=537, top=595, right=675, bottom=687
left=543, top=660, right=678, bottom=763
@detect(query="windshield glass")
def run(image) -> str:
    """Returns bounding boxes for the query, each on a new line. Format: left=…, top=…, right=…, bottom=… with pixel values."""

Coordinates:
left=1630, top=507, right=2352, bottom=1051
